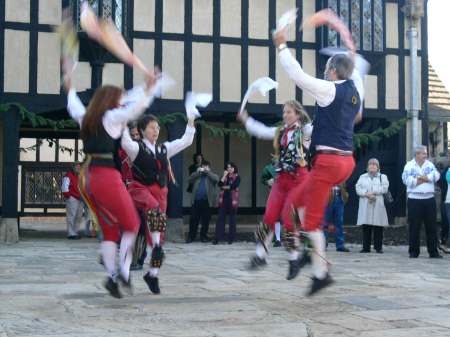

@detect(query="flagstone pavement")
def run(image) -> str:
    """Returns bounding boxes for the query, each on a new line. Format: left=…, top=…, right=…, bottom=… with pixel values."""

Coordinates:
left=1, top=238, right=450, bottom=337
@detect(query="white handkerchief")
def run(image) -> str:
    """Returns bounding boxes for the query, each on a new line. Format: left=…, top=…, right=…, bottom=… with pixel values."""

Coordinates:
left=239, top=77, right=278, bottom=113
left=274, top=8, right=298, bottom=33
left=185, top=92, right=212, bottom=120
left=320, top=47, right=370, bottom=78
left=152, top=72, right=176, bottom=98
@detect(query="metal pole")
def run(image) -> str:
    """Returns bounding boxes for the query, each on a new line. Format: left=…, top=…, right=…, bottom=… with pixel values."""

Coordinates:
left=408, top=25, right=419, bottom=153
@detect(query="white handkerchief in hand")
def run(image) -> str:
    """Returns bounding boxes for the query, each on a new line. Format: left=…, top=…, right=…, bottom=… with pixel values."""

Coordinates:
left=239, top=77, right=278, bottom=114
left=274, top=8, right=298, bottom=33
left=185, top=92, right=213, bottom=120
left=151, top=72, right=176, bottom=98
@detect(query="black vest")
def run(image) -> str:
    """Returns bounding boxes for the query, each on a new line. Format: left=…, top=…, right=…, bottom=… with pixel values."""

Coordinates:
left=310, top=80, right=360, bottom=152
left=276, top=127, right=308, bottom=173
left=132, top=141, right=169, bottom=187
left=82, top=123, right=116, bottom=167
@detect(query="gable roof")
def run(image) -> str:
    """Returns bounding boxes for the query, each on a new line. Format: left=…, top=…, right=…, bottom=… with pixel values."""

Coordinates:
left=429, top=63, right=450, bottom=121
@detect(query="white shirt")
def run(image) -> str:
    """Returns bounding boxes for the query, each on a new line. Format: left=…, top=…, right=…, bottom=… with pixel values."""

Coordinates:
left=67, top=85, right=154, bottom=139
left=61, top=176, right=70, bottom=193
left=244, top=117, right=313, bottom=149
left=402, top=159, right=440, bottom=199
left=121, top=125, right=196, bottom=162
left=279, top=49, right=365, bottom=152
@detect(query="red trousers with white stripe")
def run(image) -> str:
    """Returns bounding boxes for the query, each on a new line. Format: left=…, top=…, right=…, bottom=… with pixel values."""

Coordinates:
left=127, top=180, right=168, bottom=246
left=263, top=167, right=309, bottom=233
left=288, top=154, right=355, bottom=232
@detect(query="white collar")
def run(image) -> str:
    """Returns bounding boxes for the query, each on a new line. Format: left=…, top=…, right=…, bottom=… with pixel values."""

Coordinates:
left=143, top=138, right=156, bottom=153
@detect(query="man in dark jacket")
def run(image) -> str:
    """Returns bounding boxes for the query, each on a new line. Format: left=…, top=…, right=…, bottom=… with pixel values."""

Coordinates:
left=186, top=161, right=219, bottom=242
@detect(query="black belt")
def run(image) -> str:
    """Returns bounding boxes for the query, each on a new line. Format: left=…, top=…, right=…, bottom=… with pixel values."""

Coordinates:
left=315, top=150, right=353, bottom=157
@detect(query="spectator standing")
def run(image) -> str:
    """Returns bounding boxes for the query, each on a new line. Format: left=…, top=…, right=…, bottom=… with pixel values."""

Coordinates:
left=62, top=163, right=84, bottom=239
left=186, top=161, right=219, bottom=243
left=322, top=182, right=350, bottom=252
left=213, top=162, right=240, bottom=245
left=438, top=161, right=450, bottom=254
left=355, top=159, right=389, bottom=253
left=402, top=146, right=442, bottom=258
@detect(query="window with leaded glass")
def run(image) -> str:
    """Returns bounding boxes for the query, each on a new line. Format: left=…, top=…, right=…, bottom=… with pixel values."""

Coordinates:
left=71, top=0, right=126, bottom=34
left=326, top=0, right=383, bottom=51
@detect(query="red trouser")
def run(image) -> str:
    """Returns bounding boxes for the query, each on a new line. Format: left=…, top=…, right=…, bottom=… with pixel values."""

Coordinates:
left=263, top=167, right=309, bottom=232
left=127, top=180, right=168, bottom=246
left=289, top=154, right=355, bottom=232
left=80, top=166, right=140, bottom=242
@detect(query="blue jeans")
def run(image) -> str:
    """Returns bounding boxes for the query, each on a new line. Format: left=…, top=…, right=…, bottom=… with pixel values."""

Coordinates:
left=322, top=197, right=345, bottom=250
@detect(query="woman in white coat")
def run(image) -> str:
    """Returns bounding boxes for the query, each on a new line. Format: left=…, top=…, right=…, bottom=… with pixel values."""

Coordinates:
left=355, top=158, right=389, bottom=253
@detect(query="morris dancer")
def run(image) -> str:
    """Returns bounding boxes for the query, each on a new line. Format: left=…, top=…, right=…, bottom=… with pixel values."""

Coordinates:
left=64, top=72, right=157, bottom=299
left=273, top=28, right=367, bottom=295
left=238, top=100, right=312, bottom=279
left=121, top=114, right=196, bottom=294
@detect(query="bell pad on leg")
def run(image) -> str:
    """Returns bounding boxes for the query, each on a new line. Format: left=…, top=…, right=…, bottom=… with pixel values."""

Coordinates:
left=150, top=245, right=165, bottom=268
left=255, top=222, right=271, bottom=252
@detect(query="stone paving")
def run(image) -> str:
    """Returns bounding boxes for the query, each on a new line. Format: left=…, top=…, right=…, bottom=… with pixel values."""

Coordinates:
left=1, top=238, right=450, bottom=337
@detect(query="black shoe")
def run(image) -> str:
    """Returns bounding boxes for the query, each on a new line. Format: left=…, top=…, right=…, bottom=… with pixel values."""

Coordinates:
left=375, top=249, right=384, bottom=254
left=247, top=255, right=267, bottom=270
left=212, top=239, right=218, bottom=245
left=360, top=249, right=370, bottom=253
left=286, top=250, right=312, bottom=280
left=307, top=273, right=335, bottom=296
left=118, top=274, right=133, bottom=295
left=186, top=238, right=193, bottom=244
left=228, top=241, right=233, bottom=245
left=200, top=237, right=209, bottom=243
left=336, top=247, right=350, bottom=252
left=104, top=277, right=122, bottom=299
left=67, top=235, right=81, bottom=240
left=130, top=263, right=143, bottom=271
left=143, top=273, right=160, bottom=294
left=273, top=240, right=282, bottom=247
left=409, top=254, right=419, bottom=258
left=429, top=254, right=443, bottom=259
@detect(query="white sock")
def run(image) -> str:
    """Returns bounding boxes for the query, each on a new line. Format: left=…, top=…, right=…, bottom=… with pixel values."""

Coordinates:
left=255, top=230, right=273, bottom=258
left=275, top=222, right=281, bottom=241
left=101, top=241, right=118, bottom=280
left=119, top=231, right=136, bottom=281
left=297, top=207, right=305, bottom=225
left=152, top=231, right=161, bottom=246
left=308, top=230, right=328, bottom=279
left=288, top=250, right=299, bottom=261
left=149, top=267, right=159, bottom=277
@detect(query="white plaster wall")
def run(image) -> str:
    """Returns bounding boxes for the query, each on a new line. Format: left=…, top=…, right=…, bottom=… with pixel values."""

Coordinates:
left=364, top=75, right=378, bottom=109
left=276, top=48, right=296, bottom=104
left=102, top=63, right=124, bottom=87
left=162, top=41, right=184, bottom=99
left=4, top=30, right=29, bottom=93
left=248, top=46, right=269, bottom=104
left=386, top=3, right=399, bottom=49
left=220, top=0, right=241, bottom=37
left=276, top=0, right=296, bottom=42
left=72, top=62, right=91, bottom=92
left=133, top=39, right=155, bottom=87
left=192, top=42, right=213, bottom=94
left=192, top=0, right=213, bottom=36
left=386, top=55, right=399, bottom=110
left=220, top=44, right=241, bottom=102
left=302, top=0, right=316, bottom=43
left=5, top=0, right=29, bottom=23
left=302, top=49, right=316, bottom=106
left=19, top=138, right=37, bottom=162
left=248, top=0, right=269, bottom=39
left=134, top=0, right=155, bottom=32
left=163, top=0, right=185, bottom=33
left=37, top=32, right=61, bottom=94
left=38, top=0, right=61, bottom=25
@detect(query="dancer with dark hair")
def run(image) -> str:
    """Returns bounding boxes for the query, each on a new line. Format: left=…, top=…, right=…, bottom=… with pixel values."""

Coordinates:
left=121, top=114, right=196, bottom=294
left=64, top=71, right=157, bottom=298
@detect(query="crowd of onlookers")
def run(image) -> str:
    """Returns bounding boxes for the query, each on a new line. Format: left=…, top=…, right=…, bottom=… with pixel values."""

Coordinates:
left=62, top=144, right=450, bottom=257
